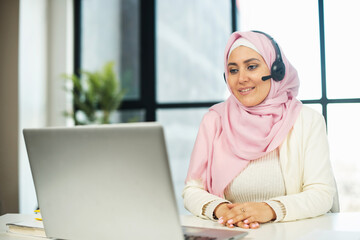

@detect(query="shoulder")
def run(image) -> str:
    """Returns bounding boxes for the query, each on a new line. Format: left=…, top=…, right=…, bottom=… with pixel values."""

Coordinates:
left=299, top=105, right=323, bottom=118
left=201, top=109, right=221, bottom=129
left=203, top=101, right=226, bottom=122
left=292, top=105, right=327, bottom=142
left=196, top=104, right=225, bottom=134
left=296, top=105, right=325, bottom=127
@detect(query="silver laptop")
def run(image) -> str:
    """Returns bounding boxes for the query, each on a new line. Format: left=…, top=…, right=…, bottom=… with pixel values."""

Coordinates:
left=23, top=122, right=247, bottom=240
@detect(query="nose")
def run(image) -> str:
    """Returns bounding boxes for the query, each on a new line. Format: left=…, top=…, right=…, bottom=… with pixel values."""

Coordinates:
left=237, top=69, right=248, bottom=84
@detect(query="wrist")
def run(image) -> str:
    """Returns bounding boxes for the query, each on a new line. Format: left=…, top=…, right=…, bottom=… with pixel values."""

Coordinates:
left=264, top=200, right=285, bottom=222
left=263, top=202, right=276, bottom=220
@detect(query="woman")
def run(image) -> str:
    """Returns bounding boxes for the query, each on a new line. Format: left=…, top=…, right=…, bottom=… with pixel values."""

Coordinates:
left=182, top=31, right=338, bottom=229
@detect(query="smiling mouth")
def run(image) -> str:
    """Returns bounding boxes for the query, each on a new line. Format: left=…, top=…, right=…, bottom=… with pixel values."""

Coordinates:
left=239, top=87, right=255, bottom=93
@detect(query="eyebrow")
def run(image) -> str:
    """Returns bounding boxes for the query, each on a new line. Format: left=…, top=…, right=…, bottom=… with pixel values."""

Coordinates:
left=227, top=58, right=261, bottom=66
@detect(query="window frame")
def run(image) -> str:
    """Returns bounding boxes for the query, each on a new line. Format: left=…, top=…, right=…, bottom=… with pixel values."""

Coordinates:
left=74, top=0, right=360, bottom=123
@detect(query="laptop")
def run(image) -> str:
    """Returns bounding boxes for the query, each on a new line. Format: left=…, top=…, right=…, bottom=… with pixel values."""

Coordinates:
left=23, top=122, right=247, bottom=240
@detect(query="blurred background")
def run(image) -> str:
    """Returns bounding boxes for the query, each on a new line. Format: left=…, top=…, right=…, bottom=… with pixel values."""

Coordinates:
left=1, top=0, right=359, bottom=216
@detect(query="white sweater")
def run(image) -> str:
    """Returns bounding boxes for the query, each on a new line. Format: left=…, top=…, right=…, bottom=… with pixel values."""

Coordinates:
left=182, top=105, right=338, bottom=222
left=184, top=149, right=287, bottom=221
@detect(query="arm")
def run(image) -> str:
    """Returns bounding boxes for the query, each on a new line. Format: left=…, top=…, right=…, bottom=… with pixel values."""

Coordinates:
left=184, top=111, right=272, bottom=228
left=216, top=108, right=335, bottom=227
left=183, top=180, right=265, bottom=229
left=272, top=107, right=336, bottom=222
left=182, top=179, right=230, bottom=220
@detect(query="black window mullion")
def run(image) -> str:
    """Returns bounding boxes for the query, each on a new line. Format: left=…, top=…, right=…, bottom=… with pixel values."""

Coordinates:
left=74, top=0, right=82, bottom=77
left=231, top=0, right=237, bottom=32
left=318, top=0, right=328, bottom=123
left=327, top=98, right=360, bottom=104
left=73, top=0, right=82, bottom=121
left=140, top=0, right=156, bottom=121
left=157, top=102, right=220, bottom=109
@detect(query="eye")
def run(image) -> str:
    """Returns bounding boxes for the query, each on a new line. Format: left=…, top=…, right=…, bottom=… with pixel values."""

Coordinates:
left=229, top=69, right=239, bottom=74
left=247, top=64, right=258, bottom=70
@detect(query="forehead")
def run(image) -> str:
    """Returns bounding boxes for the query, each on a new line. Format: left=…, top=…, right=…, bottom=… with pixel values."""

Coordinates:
left=228, top=46, right=263, bottom=62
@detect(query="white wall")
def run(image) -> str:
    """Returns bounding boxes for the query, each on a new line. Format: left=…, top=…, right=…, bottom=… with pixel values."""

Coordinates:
left=47, top=0, right=74, bottom=127
left=18, top=0, right=47, bottom=214
left=18, top=0, right=73, bottom=213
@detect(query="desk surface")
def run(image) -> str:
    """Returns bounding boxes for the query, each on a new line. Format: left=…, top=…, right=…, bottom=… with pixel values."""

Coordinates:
left=1, top=213, right=360, bottom=240
left=182, top=212, right=360, bottom=240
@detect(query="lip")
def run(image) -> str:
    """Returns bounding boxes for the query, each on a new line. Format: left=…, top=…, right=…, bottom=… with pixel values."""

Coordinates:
left=238, top=87, right=255, bottom=95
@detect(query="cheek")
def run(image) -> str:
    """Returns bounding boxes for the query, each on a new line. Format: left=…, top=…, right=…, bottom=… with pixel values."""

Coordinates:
left=227, top=77, right=238, bottom=92
left=260, top=80, right=271, bottom=97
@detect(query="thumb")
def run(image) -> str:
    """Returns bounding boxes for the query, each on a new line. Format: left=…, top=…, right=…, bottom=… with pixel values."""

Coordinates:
left=227, top=203, right=237, bottom=209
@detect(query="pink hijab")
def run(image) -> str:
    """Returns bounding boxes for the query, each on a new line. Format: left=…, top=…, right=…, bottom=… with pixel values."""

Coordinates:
left=186, top=31, right=302, bottom=197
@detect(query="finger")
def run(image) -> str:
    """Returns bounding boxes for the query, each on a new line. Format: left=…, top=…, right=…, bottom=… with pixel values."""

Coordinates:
left=249, top=222, right=260, bottom=229
left=231, top=212, right=248, bottom=225
left=217, top=216, right=225, bottom=225
left=221, top=211, right=239, bottom=226
left=242, top=216, right=256, bottom=224
left=226, top=223, right=235, bottom=228
left=222, top=204, right=248, bottom=225
left=217, top=216, right=235, bottom=227
left=227, top=203, right=237, bottom=209
left=236, top=221, right=250, bottom=229
left=228, top=206, right=249, bottom=223
left=218, top=215, right=236, bottom=226
left=225, top=218, right=236, bottom=228
left=217, top=215, right=230, bottom=226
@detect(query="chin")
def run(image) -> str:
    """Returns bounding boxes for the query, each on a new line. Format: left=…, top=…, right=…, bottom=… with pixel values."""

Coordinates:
left=237, top=96, right=265, bottom=107
left=237, top=98, right=256, bottom=107
left=243, top=103, right=256, bottom=107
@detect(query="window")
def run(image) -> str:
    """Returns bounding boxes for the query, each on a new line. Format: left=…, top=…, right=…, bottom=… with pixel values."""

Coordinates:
left=237, top=0, right=360, bottom=212
left=76, top=0, right=360, bottom=214
left=156, top=0, right=230, bottom=103
left=325, top=0, right=360, bottom=99
left=237, top=0, right=321, bottom=101
left=327, top=104, right=360, bottom=211
left=324, top=0, right=360, bottom=212
left=77, top=0, right=143, bottom=122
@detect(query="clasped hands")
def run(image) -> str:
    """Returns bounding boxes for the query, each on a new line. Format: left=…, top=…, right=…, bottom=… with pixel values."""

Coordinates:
left=214, top=202, right=276, bottom=229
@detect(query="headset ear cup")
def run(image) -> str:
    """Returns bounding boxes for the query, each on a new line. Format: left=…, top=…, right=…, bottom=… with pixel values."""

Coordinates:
left=271, top=59, right=285, bottom=81
left=252, top=31, right=285, bottom=81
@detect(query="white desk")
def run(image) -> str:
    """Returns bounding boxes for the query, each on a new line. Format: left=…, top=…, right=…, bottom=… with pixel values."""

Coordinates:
left=1, top=213, right=360, bottom=240
left=181, top=213, right=360, bottom=240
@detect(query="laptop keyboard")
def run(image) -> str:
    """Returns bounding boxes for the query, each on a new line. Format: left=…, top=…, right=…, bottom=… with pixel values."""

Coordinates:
left=184, top=234, right=216, bottom=240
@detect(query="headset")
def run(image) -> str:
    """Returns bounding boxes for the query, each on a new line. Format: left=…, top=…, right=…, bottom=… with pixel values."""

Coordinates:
left=224, top=30, right=285, bottom=83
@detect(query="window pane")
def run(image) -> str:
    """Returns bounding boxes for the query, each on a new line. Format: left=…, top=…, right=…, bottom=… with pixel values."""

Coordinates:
left=156, top=0, right=231, bottom=103
left=81, top=0, right=140, bottom=100
left=157, top=108, right=209, bottom=214
left=328, top=104, right=360, bottom=212
left=112, top=109, right=146, bottom=123
left=237, top=0, right=321, bottom=100
left=120, top=0, right=140, bottom=100
left=324, top=0, right=360, bottom=99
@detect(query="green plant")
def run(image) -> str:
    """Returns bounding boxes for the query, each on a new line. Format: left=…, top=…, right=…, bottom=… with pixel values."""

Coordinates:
left=63, top=61, right=127, bottom=125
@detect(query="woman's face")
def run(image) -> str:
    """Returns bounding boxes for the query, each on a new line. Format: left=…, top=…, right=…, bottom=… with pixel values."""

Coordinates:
left=227, top=46, right=271, bottom=107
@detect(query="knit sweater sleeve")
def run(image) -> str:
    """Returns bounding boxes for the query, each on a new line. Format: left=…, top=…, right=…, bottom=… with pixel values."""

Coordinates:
left=182, top=179, right=230, bottom=220
left=272, top=107, right=336, bottom=222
